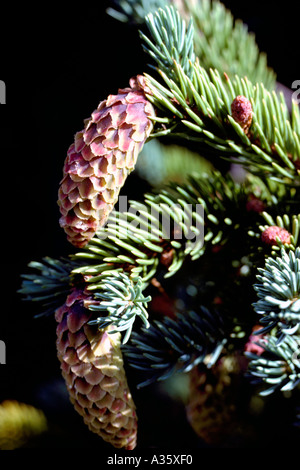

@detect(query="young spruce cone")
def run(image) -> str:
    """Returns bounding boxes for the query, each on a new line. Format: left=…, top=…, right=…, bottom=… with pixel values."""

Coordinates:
left=58, top=75, right=155, bottom=248
left=55, top=289, right=137, bottom=450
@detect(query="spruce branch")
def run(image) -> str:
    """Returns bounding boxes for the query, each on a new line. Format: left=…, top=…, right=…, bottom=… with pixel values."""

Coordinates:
left=107, top=0, right=167, bottom=24
left=253, top=247, right=300, bottom=338
left=70, top=174, right=207, bottom=286
left=107, top=4, right=286, bottom=183
left=140, top=4, right=195, bottom=80
left=18, top=257, right=80, bottom=317
left=182, top=0, right=276, bottom=89
left=246, top=334, right=300, bottom=396
left=144, top=61, right=300, bottom=183
left=108, top=0, right=275, bottom=88
left=258, top=178, right=300, bottom=213
left=71, top=170, right=267, bottom=294
left=86, top=272, right=151, bottom=344
left=136, top=4, right=299, bottom=183
left=123, top=305, right=227, bottom=387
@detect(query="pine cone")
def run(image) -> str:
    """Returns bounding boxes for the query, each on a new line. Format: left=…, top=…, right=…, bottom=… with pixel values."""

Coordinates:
left=0, top=400, right=47, bottom=450
left=58, top=75, right=155, bottom=248
left=186, top=356, right=247, bottom=446
left=55, top=289, right=138, bottom=450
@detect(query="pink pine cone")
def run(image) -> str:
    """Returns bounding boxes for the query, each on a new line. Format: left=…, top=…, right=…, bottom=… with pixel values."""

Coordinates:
left=55, top=289, right=138, bottom=450
left=58, top=76, right=155, bottom=248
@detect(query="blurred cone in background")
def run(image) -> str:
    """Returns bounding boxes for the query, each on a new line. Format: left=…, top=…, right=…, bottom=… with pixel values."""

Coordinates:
left=0, top=400, right=47, bottom=450
left=186, top=355, right=253, bottom=446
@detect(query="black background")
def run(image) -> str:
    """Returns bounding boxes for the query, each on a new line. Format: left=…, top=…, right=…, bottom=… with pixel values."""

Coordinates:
left=0, top=0, right=299, bottom=451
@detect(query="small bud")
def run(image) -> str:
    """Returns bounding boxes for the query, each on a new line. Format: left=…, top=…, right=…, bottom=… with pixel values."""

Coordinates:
left=246, top=195, right=265, bottom=213
left=160, top=247, right=175, bottom=267
left=231, top=95, right=252, bottom=133
left=244, top=326, right=265, bottom=356
left=261, top=225, right=291, bottom=246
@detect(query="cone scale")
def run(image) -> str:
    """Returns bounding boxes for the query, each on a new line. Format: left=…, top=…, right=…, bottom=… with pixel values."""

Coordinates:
left=58, top=76, right=155, bottom=248
left=55, top=289, right=138, bottom=450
